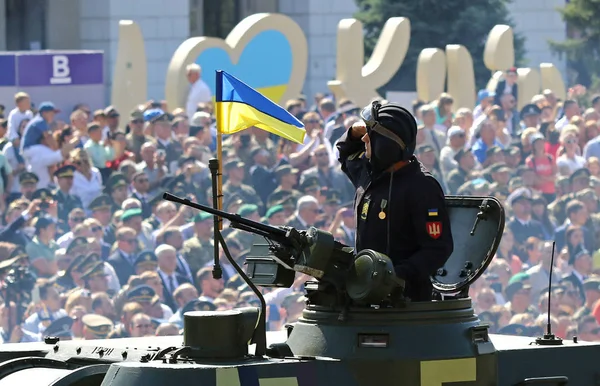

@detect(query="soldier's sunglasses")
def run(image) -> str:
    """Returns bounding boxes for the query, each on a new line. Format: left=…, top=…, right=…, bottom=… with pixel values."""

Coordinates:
left=359, top=101, right=407, bottom=150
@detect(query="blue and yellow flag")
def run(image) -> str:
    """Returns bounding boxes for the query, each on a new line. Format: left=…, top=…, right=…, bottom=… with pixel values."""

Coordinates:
left=215, top=70, right=306, bottom=144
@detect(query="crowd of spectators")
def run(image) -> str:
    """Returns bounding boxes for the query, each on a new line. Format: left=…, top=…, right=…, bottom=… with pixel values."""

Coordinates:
left=0, top=64, right=599, bottom=343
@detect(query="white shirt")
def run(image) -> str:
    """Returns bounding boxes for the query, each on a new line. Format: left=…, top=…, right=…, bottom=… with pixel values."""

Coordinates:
left=22, top=308, right=67, bottom=335
left=186, top=79, right=212, bottom=119
left=161, top=304, right=174, bottom=320
left=296, top=135, right=336, bottom=167
left=556, top=155, right=586, bottom=176
left=7, top=108, right=33, bottom=140
left=70, top=168, right=103, bottom=211
left=22, top=144, right=63, bottom=188
left=2, top=142, right=21, bottom=194
left=555, top=115, right=569, bottom=132
left=57, top=232, right=73, bottom=248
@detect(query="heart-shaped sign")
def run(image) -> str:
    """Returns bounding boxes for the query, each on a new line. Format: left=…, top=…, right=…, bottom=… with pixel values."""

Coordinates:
left=165, top=13, right=308, bottom=109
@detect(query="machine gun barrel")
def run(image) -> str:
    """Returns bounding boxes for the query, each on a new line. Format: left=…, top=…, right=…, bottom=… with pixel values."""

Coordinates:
left=163, top=193, right=289, bottom=244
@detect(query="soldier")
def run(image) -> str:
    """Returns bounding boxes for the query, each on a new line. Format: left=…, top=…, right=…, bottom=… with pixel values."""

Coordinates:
left=299, top=176, right=322, bottom=201
left=263, top=205, right=286, bottom=226
left=182, top=212, right=214, bottom=276
left=573, top=278, right=600, bottom=321
left=87, top=195, right=115, bottom=244
left=81, top=262, right=109, bottom=294
left=52, top=165, right=83, bottom=225
left=143, top=191, right=166, bottom=230
left=322, top=189, right=342, bottom=218
left=53, top=253, right=86, bottom=295
left=488, top=163, right=512, bottom=202
left=504, top=280, right=536, bottom=316
left=267, top=165, right=302, bottom=209
left=81, top=314, right=114, bottom=339
left=125, top=109, right=150, bottom=160
left=105, top=173, right=129, bottom=212
left=134, top=250, right=159, bottom=275
left=497, top=323, right=533, bottom=337
left=6, top=171, right=38, bottom=204
left=43, top=316, right=74, bottom=340
left=446, top=149, right=476, bottom=195
left=220, top=158, right=263, bottom=213
left=337, top=101, right=453, bottom=302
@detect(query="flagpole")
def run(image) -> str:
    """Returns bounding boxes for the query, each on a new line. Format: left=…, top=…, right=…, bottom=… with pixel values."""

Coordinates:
left=215, top=71, right=224, bottom=230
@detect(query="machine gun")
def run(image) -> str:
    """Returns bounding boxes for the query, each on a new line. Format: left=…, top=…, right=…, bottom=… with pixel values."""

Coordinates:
left=163, top=192, right=404, bottom=308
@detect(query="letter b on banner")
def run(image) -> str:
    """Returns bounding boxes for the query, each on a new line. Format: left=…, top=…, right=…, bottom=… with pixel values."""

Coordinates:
left=51, top=55, right=72, bottom=85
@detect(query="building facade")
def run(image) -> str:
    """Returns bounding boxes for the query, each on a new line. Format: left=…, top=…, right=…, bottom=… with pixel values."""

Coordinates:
left=0, top=0, right=567, bottom=105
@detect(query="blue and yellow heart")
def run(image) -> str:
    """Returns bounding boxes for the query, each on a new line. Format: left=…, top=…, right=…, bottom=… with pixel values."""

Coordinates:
left=196, top=30, right=293, bottom=104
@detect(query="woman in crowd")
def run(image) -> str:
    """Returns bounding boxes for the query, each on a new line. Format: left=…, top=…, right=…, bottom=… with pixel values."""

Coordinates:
left=70, top=148, right=103, bottom=211
left=531, top=195, right=557, bottom=240
left=557, top=128, right=586, bottom=176
left=526, top=133, right=557, bottom=203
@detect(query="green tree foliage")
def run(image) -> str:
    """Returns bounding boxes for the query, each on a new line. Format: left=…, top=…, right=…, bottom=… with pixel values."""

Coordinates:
left=354, top=0, right=526, bottom=94
left=550, top=0, right=600, bottom=88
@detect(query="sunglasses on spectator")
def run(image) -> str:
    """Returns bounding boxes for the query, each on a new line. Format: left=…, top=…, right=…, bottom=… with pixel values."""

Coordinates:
left=136, top=178, right=149, bottom=183
left=136, top=324, right=153, bottom=329
left=91, top=226, right=102, bottom=232
left=71, top=217, right=86, bottom=223
left=565, top=139, right=577, bottom=144
left=132, top=119, right=143, bottom=124
left=123, top=238, right=137, bottom=244
left=305, top=119, right=320, bottom=124
left=314, top=152, right=328, bottom=157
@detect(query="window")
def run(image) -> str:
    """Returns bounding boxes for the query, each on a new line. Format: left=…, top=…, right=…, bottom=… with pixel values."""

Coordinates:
left=202, top=0, right=241, bottom=38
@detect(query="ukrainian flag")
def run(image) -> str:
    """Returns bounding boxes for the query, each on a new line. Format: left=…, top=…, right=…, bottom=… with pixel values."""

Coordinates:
left=215, top=70, right=306, bottom=144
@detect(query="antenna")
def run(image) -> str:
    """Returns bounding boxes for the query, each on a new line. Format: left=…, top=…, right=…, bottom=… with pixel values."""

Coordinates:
left=535, top=241, right=563, bottom=346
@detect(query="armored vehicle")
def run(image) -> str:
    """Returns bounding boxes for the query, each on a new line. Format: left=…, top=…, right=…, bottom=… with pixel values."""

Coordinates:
left=0, top=194, right=596, bottom=386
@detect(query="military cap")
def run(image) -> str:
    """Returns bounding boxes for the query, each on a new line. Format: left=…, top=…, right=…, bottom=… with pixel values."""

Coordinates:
left=81, top=314, right=113, bottom=338
left=269, top=190, right=292, bottom=205
left=81, top=261, right=106, bottom=281
left=87, top=122, right=101, bottom=132
left=66, top=237, right=90, bottom=256
left=528, top=325, right=544, bottom=337
left=504, top=146, right=521, bottom=156
left=265, top=205, right=284, bottom=219
left=148, top=190, right=166, bottom=207
left=590, top=176, right=600, bottom=188
left=275, top=164, right=299, bottom=178
left=508, top=272, right=530, bottom=286
left=134, top=250, right=158, bottom=267
left=121, top=208, right=143, bottom=222
left=224, top=158, right=245, bottom=170
left=300, top=176, right=320, bottom=192
left=178, top=155, right=196, bottom=168
left=224, top=193, right=244, bottom=211
left=505, top=281, right=532, bottom=300
left=250, top=146, right=267, bottom=158
left=489, top=163, right=512, bottom=174
left=575, top=188, right=597, bottom=202
left=324, top=189, right=342, bottom=205
left=555, top=175, right=570, bottom=188
left=33, top=215, right=56, bottom=231
left=570, top=247, right=591, bottom=266
left=44, top=316, right=74, bottom=338
left=226, top=274, right=244, bottom=290
left=127, top=285, right=156, bottom=303
left=32, top=188, right=54, bottom=201
left=19, top=171, right=39, bottom=185
left=193, top=212, right=212, bottom=223
left=453, top=148, right=472, bottom=163
left=172, top=183, right=187, bottom=198
left=143, top=108, right=164, bottom=123
left=78, top=253, right=102, bottom=275
left=238, top=204, right=258, bottom=217
left=104, top=105, right=120, bottom=117
left=485, top=146, right=503, bottom=157
left=182, top=299, right=216, bottom=314
left=497, top=323, right=529, bottom=337
left=54, top=164, right=76, bottom=179
left=583, top=277, right=600, bottom=292
left=508, top=177, right=523, bottom=191
left=570, top=167, right=591, bottom=184
left=130, top=109, right=144, bottom=120
left=67, top=253, right=87, bottom=273
left=278, top=196, right=296, bottom=209
left=416, top=144, right=435, bottom=154
left=520, top=103, right=541, bottom=120
left=105, top=173, right=128, bottom=193
left=88, top=194, right=112, bottom=212
left=507, top=187, right=532, bottom=207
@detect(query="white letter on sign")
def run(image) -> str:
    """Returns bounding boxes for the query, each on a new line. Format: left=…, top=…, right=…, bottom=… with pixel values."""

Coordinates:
left=50, top=55, right=72, bottom=85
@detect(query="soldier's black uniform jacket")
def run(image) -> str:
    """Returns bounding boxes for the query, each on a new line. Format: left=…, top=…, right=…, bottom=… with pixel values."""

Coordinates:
left=337, top=128, right=453, bottom=302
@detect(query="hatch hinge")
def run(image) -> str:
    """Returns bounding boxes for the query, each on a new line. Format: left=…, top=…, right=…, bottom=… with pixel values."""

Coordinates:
left=470, top=325, right=494, bottom=355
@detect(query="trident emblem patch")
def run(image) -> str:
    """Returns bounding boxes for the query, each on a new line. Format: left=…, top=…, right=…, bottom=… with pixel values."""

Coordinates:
left=426, top=222, right=442, bottom=239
